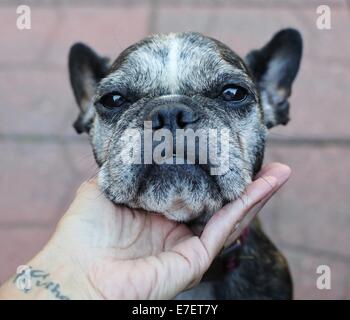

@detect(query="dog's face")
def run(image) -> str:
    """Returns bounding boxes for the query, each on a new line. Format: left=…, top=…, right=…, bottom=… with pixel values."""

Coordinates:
left=69, top=30, right=302, bottom=224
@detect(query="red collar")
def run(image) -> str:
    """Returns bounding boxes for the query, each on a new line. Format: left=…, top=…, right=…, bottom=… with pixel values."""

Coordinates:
left=201, top=227, right=250, bottom=282
left=219, top=227, right=250, bottom=273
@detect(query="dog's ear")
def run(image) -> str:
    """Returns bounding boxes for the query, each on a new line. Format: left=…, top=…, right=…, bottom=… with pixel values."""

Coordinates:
left=68, top=43, right=109, bottom=134
left=245, top=28, right=302, bottom=128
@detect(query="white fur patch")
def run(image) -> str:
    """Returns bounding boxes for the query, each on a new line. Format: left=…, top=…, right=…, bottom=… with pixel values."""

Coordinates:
left=167, top=35, right=180, bottom=93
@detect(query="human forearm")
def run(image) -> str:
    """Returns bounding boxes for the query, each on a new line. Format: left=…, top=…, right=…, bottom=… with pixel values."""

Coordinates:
left=0, top=244, right=101, bottom=300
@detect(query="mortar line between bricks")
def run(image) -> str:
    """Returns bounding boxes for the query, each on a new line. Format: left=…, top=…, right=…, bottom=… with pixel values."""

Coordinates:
left=0, top=133, right=88, bottom=144
left=267, top=137, right=350, bottom=147
left=0, top=221, right=55, bottom=230
left=1, top=55, right=350, bottom=71
left=346, top=0, right=350, bottom=17
left=148, top=0, right=160, bottom=34
left=1, top=133, right=350, bottom=147
left=279, top=241, right=350, bottom=264
left=0, top=0, right=347, bottom=10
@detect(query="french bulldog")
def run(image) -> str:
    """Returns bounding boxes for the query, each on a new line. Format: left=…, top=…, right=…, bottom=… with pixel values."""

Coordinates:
left=68, top=29, right=302, bottom=299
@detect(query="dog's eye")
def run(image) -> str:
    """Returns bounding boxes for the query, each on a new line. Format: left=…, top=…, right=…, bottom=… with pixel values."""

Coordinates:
left=99, top=92, right=126, bottom=109
left=221, top=86, right=247, bottom=102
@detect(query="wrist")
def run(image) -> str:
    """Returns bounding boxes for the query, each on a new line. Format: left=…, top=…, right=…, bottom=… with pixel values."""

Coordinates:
left=0, top=243, right=102, bottom=300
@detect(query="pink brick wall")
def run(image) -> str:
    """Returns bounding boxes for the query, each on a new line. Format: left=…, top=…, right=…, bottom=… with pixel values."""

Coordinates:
left=1, top=0, right=349, bottom=299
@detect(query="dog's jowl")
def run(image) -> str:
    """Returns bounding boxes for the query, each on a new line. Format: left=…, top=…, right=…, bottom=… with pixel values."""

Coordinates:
left=68, top=29, right=302, bottom=299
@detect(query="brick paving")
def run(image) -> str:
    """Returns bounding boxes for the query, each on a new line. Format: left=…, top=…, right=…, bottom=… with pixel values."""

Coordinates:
left=0, top=0, right=349, bottom=299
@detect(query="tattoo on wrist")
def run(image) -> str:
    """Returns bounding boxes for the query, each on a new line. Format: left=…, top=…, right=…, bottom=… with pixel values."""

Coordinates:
left=13, top=266, right=70, bottom=300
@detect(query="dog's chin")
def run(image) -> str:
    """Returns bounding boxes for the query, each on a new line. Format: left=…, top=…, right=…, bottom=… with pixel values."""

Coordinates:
left=135, top=164, right=219, bottom=222
left=116, top=164, right=221, bottom=222
left=101, top=162, right=248, bottom=223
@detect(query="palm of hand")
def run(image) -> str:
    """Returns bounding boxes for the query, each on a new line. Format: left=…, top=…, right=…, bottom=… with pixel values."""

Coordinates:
left=52, top=183, right=204, bottom=299
left=47, top=163, right=287, bottom=299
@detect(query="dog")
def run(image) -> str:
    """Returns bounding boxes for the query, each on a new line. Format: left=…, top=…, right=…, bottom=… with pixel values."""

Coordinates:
left=68, top=29, right=302, bottom=299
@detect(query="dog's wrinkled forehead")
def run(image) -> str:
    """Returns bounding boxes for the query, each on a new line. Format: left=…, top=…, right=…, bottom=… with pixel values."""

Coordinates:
left=96, top=32, right=256, bottom=98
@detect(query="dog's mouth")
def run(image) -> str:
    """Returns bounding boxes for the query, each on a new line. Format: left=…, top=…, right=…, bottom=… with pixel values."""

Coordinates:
left=101, top=124, right=253, bottom=223
left=101, top=144, right=252, bottom=223
left=134, top=162, right=219, bottom=222
left=154, top=153, right=196, bottom=165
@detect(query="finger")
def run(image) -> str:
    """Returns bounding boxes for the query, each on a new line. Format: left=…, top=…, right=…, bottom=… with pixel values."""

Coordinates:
left=98, top=234, right=210, bottom=300
left=224, top=163, right=291, bottom=247
left=253, top=162, right=290, bottom=180
left=223, top=166, right=290, bottom=248
left=200, top=163, right=291, bottom=260
left=148, top=163, right=291, bottom=299
left=223, top=195, right=269, bottom=248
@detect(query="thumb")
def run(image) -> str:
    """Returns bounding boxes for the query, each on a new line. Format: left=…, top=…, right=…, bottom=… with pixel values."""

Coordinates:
left=145, top=235, right=211, bottom=299
left=148, top=163, right=291, bottom=299
left=201, top=162, right=291, bottom=259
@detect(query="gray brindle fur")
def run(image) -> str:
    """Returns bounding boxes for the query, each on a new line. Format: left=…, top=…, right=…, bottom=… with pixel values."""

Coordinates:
left=68, top=29, right=302, bottom=299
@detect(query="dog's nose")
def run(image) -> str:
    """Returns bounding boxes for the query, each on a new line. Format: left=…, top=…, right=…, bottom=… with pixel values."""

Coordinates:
left=149, top=104, right=199, bottom=132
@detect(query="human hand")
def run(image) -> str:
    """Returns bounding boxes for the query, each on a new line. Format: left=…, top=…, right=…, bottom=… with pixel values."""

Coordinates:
left=0, top=162, right=290, bottom=300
